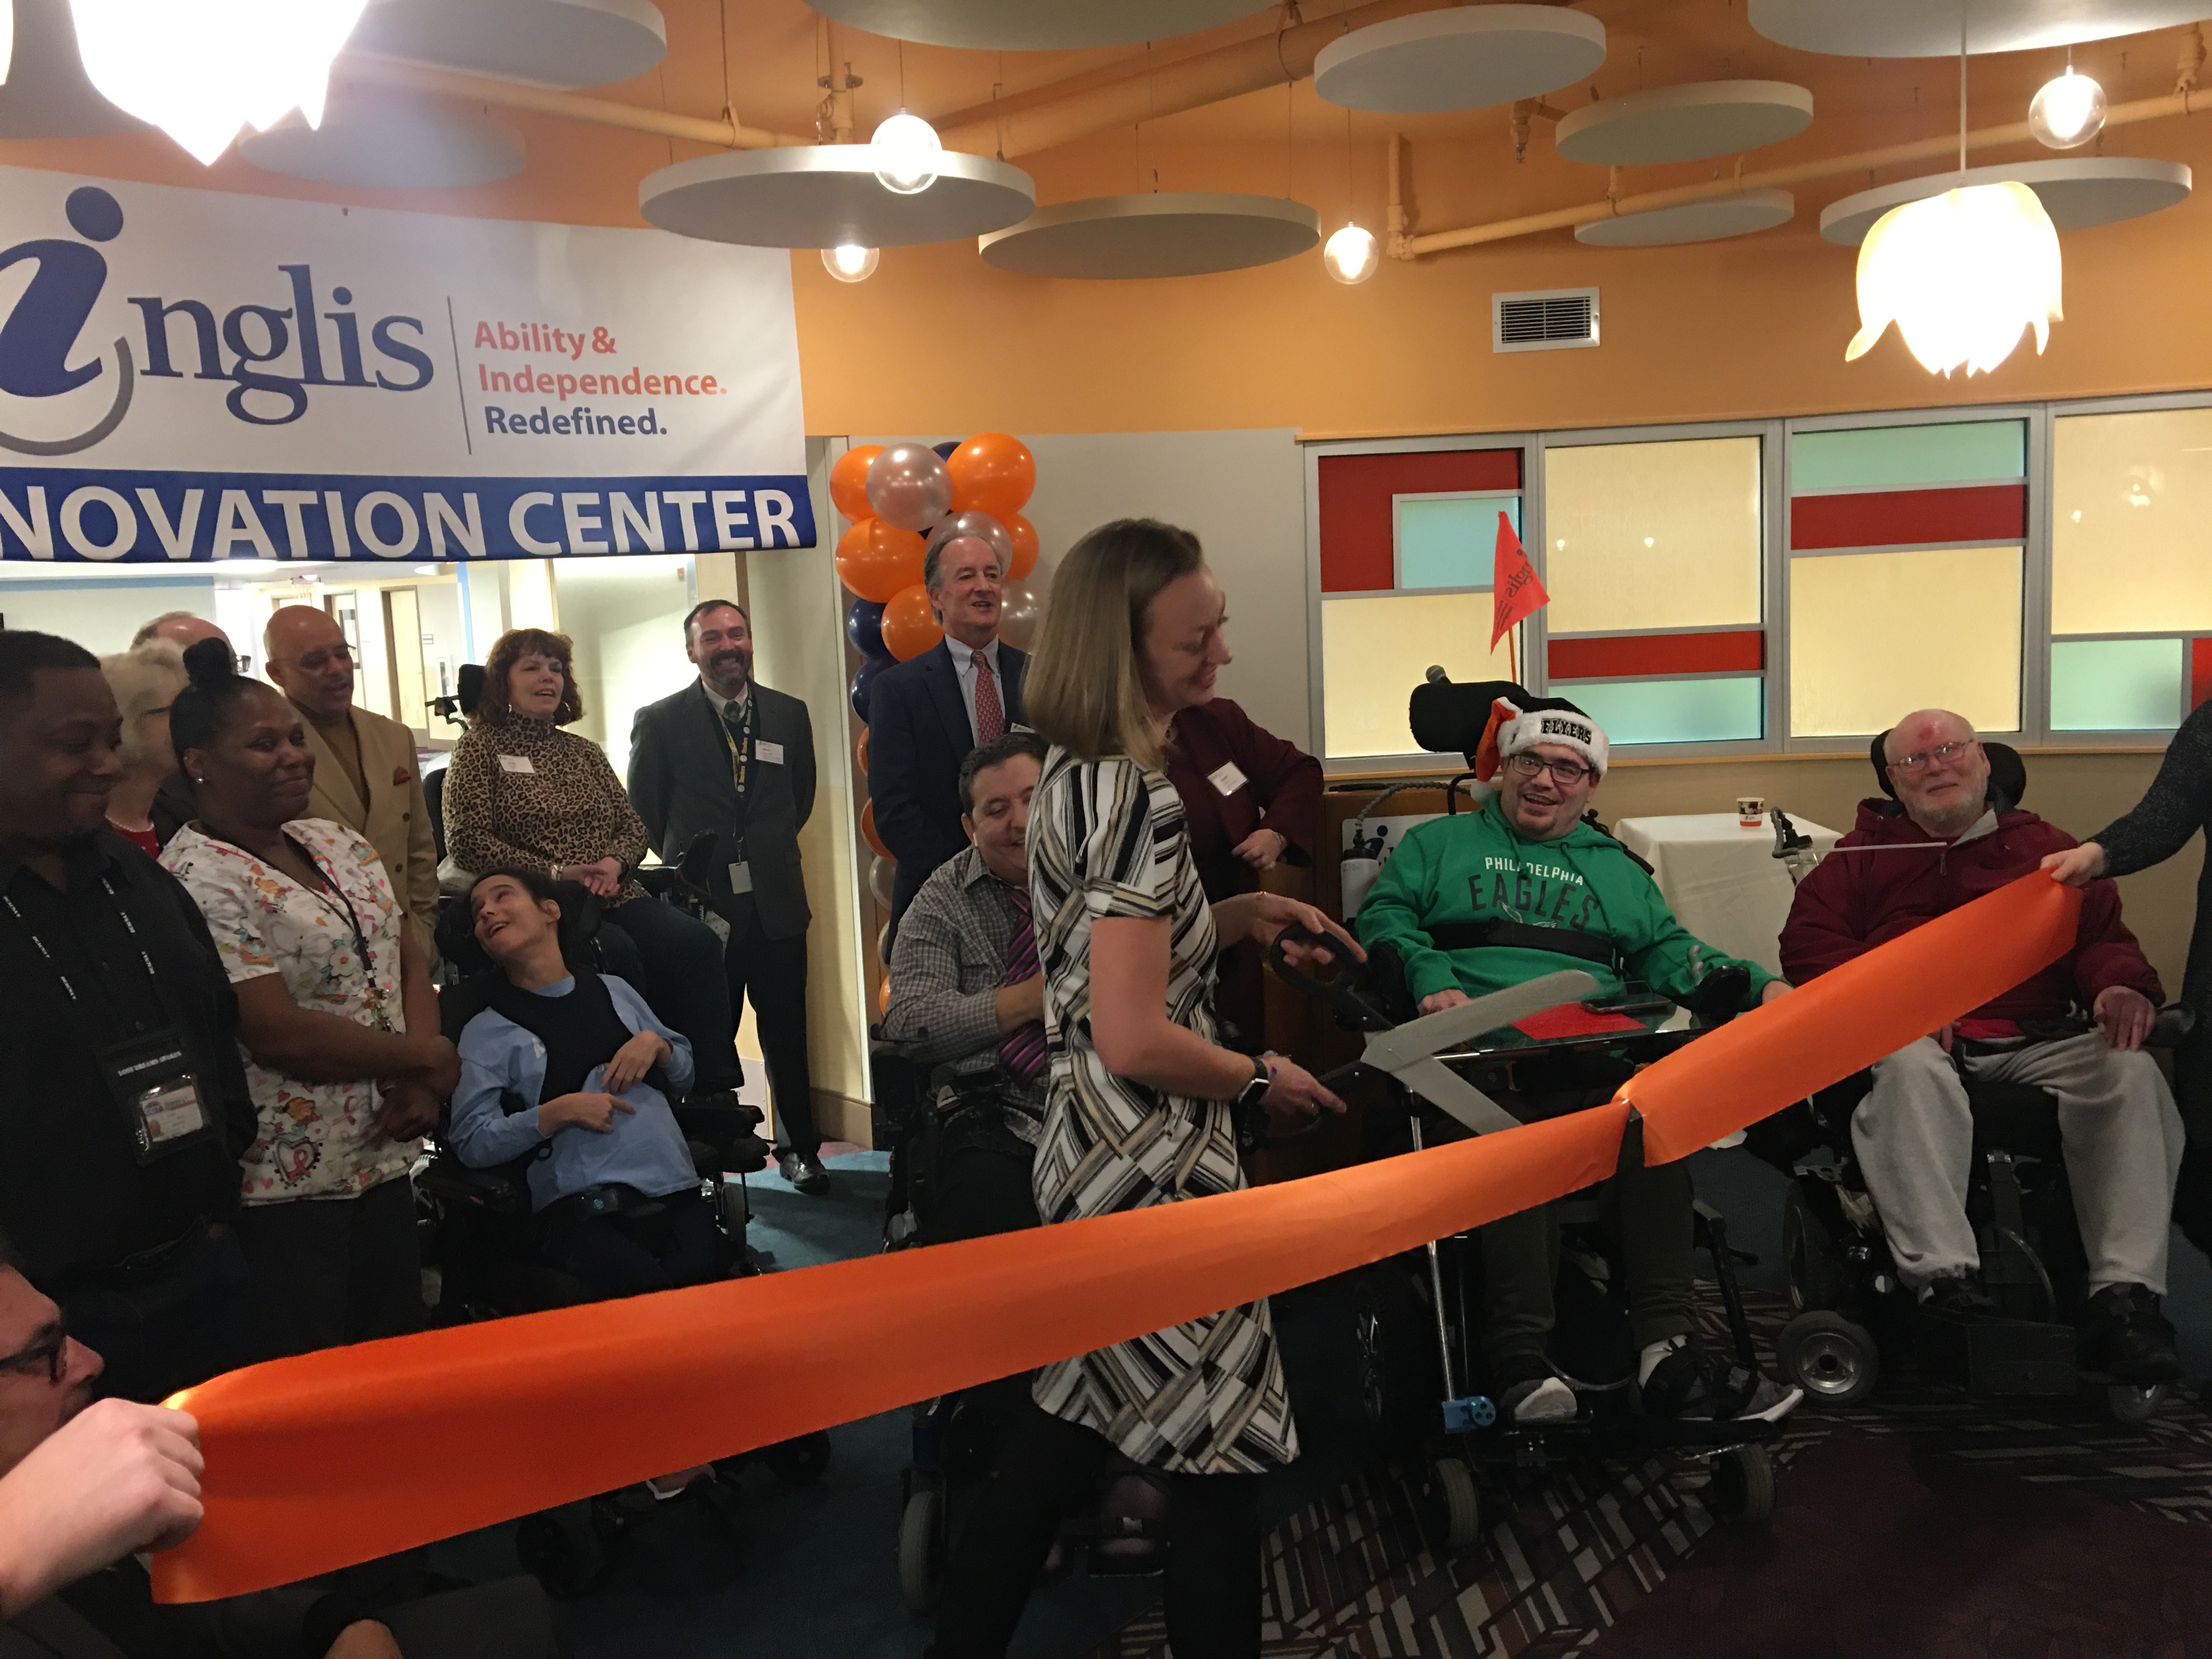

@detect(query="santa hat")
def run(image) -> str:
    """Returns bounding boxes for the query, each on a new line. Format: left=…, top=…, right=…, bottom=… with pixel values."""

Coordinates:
left=1476, top=695, right=1608, bottom=780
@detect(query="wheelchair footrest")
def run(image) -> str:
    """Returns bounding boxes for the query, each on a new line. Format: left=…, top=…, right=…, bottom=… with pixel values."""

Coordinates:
left=1918, top=1308, right=2077, bottom=1397
left=1441, top=1395, right=1498, bottom=1434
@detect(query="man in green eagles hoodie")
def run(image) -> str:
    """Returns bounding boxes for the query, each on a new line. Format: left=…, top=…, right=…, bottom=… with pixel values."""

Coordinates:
left=1358, top=699, right=1795, bottom=1426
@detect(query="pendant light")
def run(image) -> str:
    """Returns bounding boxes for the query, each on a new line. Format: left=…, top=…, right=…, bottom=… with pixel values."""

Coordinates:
left=869, top=43, right=940, bottom=194
left=1844, top=5, right=2064, bottom=377
left=2029, top=53, right=2108, bottom=149
left=822, top=244, right=881, bottom=282
left=1322, top=105, right=1378, bottom=284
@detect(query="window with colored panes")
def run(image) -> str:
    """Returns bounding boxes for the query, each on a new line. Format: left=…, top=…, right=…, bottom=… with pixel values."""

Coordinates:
left=1786, top=419, right=2027, bottom=737
left=1542, top=435, right=1765, bottom=746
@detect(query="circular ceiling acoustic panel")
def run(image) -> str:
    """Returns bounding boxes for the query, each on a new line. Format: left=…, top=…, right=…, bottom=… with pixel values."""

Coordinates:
left=1820, top=157, right=2192, bottom=244
left=803, top=0, right=1274, bottom=50
left=1575, top=188, right=1796, bottom=247
left=348, top=0, right=667, bottom=89
left=640, top=146, right=1036, bottom=248
left=1751, top=0, right=2212, bottom=58
left=0, top=0, right=145, bottom=138
left=1314, top=5, right=1606, bottom=114
left=1554, top=81, right=1813, bottom=167
left=978, top=194, right=1321, bottom=279
left=238, top=97, right=526, bottom=188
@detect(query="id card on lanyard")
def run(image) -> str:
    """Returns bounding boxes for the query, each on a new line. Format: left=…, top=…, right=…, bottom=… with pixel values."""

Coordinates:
left=717, top=696, right=753, bottom=892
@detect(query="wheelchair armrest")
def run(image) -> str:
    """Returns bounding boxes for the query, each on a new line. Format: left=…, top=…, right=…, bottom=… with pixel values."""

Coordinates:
left=2150, top=1005, right=2197, bottom=1049
left=416, top=1149, right=533, bottom=1217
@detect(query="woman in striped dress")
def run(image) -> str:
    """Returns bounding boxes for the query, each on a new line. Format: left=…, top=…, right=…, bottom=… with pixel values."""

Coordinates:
left=932, top=520, right=1358, bottom=1659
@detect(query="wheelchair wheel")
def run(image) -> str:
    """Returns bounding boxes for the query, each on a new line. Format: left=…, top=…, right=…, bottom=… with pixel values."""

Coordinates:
left=1424, top=1455, right=1481, bottom=1550
left=1778, top=1310, right=1880, bottom=1406
left=1705, top=1444, right=1775, bottom=1526
left=516, top=1500, right=614, bottom=1598
left=897, top=1486, right=945, bottom=1613
left=763, top=1431, right=832, bottom=1483
left=2106, top=1381, right=2172, bottom=1424
left=1782, top=1183, right=1850, bottom=1314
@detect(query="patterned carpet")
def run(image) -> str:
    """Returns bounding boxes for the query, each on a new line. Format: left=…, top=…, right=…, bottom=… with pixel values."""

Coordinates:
left=1080, top=1290, right=2212, bottom=1659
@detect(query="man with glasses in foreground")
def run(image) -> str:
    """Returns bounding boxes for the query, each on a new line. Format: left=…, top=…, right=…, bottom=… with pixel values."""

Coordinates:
left=1781, top=708, right=2184, bottom=1381
left=1358, top=698, right=1793, bottom=1425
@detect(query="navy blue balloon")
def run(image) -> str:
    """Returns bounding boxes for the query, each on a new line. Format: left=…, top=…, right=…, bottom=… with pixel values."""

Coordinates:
left=845, top=598, right=888, bottom=660
left=932, top=439, right=962, bottom=459
left=850, top=656, right=887, bottom=721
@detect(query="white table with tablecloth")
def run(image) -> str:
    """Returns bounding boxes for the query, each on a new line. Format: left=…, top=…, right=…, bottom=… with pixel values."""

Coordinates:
left=1611, top=812, right=1842, bottom=979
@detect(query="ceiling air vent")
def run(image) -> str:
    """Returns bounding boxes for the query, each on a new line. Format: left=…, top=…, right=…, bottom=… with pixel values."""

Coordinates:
left=1492, top=287, right=1599, bottom=353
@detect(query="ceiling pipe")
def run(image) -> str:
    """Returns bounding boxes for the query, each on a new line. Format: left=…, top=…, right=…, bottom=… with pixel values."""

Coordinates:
left=1401, top=38, right=2207, bottom=257
left=336, top=53, right=812, bottom=150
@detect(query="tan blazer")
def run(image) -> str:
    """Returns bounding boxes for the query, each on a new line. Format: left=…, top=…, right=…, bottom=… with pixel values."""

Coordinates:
left=299, top=707, right=439, bottom=966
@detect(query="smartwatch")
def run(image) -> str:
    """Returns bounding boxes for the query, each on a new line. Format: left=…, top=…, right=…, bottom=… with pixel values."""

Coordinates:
left=1234, top=1053, right=1273, bottom=1113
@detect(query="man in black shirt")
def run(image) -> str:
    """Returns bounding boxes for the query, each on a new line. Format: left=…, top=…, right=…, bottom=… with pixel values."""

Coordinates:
left=0, top=632, right=258, bottom=1404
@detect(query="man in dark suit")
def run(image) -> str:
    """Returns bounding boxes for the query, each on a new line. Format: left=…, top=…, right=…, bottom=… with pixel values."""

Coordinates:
left=629, top=601, right=829, bottom=1195
left=868, top=534, right=1029, bottom=928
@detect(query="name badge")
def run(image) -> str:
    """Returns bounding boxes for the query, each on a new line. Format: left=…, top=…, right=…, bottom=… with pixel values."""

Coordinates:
left=1208, top=761, right=1248, bottom=797
left=728, top=861, right=754, bottom=895
left=497, top=754, right=535, bottom=774
left=98, top=1028, right=212, bottom=1166
left=755, top=741, right=785, bottom=765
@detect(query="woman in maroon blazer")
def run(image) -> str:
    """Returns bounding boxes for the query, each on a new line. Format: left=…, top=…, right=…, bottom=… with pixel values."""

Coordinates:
left=1164, top=698, right=1324, bottom=1052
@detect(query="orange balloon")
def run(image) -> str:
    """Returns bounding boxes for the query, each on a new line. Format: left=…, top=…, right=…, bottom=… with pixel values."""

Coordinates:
left=879, top=583, right=944, bottom=663
left=835, top=518, right=926, bottom=604
left=831, top=445, right=884, bottom=523
left=947, top=432, right=1035, bottom=521
left=1005, top=513, right=1039, bottom=583
left=860, top=797, right=891, bottom=859
left=877, top=974, right=893, bottom=1017
left=856, top=728, right=871, bottom=775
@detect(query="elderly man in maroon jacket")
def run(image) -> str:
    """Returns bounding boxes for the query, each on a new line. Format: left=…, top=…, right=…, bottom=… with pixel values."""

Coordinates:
left=1780, top=708, right=2184, bottom=1383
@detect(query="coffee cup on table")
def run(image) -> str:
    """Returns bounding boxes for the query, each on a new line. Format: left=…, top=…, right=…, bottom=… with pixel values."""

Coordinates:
left=1736, top=795, right=1765, bottom=827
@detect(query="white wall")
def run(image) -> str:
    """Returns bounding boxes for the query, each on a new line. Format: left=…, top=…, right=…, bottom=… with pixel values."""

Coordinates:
left=0, top=577, right=218, bottom=655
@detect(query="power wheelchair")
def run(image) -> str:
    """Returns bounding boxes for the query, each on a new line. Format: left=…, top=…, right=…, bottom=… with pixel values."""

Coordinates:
left=413, top=868, right=827, bottom=1598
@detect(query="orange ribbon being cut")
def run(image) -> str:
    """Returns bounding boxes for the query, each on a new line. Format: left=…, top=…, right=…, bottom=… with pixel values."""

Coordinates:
left=153, top=872, right=2083, bottom=1604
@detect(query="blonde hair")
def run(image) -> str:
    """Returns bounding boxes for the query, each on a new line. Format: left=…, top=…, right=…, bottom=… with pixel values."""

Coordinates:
left=1024, top=518, right=1204, bottom=771
left=98, top=639, right=188, bottom=770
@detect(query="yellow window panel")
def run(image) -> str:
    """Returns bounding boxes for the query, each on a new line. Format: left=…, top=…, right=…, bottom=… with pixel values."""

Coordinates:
left=2053, top=408, right=2212, bottom=634
left=1544, top=436, right=1762, bottom=634
left=1322, top=592, right=1519, bottom=758
left=1789, top=546, right=2022, bottom=736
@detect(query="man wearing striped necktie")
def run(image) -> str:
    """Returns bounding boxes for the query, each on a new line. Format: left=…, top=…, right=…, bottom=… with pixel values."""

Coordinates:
left=882, top=731, right=1052, bottom=1244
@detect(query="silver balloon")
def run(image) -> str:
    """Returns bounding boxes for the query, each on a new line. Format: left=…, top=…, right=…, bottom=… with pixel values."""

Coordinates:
left=865, top=442, right=953, bottom=533
left=998, top=575, right=1042, bottom=651
left=868, top=855, right=896, bottom=909
left=926, top=509, right=1014, bottom=573
left=876, top=920, right=893, bottom=966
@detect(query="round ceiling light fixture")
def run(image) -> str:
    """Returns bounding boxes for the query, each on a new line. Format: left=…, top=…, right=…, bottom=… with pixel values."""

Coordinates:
left=1844, top=182, right=2063, bottom=377
left=1314, top=5, right=1606, bottom=114
left=979, top=194, right=1321, bottom=280
left=2029, top=65, right=2108, bottom=149
left=1322, top=223, right=1380, bottom=284
left=346, top=0, right=667, bottom=90
left=1748, top=0, right=2212, bottom=58
left=871, top=109, right=942, bottom=195
left=238, top=93, right=524, bottom=187
left=822, top=244, right=881, bottom=283
left=1553, top=81, right=1813, bottom=167
left=640, top=146, right=1035, bottom=249
left=1573, top=189, right=1796, bottom=247
left=1820, top=157, right=2192, bottom=245
left=802, top=0, right=1271, bottom=50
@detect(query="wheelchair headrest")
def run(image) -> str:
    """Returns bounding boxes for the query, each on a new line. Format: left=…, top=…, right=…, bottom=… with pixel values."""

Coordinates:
left=456, top=662, right=485, bottom=716
left=1408, top=674, right=1590, bottom=767
left=435, top=876, right=606, bottom=979
left=1867, top=729, right=2027, bottom=810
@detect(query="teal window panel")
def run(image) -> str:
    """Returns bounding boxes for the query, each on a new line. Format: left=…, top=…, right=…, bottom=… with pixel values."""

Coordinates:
left=1551, top=675, right=1765, bottom=746
left=1791, top=420, right=2026, bottom=493
left=1395, top=494, right=1521, bottom=590
left=2050, top=637, right=2183, bottom=731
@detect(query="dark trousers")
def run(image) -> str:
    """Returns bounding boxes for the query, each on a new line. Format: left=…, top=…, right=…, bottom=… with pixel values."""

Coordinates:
left=234, top=1175, right=422, bottom=1360
left=59, top=1223, right=262, bottom=1404
left=1480, top=1160, right=1697, bottom=1363
left=927, top=1122, right=1040, bottom=1245
left=601, top=896, right=743, bottom=1093
left=727, top=923, right=817, bottom=1156
left=934, top=1403, right=1262, bottom=1659
left=541, top=1190, right=723, bottom=1298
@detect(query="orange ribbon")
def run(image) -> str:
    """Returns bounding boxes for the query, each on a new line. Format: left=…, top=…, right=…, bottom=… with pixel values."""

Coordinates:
left=152, top=871, right=2080, bottom=1604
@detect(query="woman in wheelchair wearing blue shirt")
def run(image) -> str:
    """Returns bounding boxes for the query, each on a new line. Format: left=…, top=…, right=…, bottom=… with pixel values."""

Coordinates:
left=448, top=868, right=724, bottom=1297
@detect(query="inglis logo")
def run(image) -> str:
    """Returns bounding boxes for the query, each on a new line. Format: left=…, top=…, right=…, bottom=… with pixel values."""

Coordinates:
left=0, top=185, right=433, bottom=455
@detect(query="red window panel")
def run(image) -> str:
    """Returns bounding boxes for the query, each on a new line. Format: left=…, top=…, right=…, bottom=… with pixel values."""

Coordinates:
left=2192, top=638, right=2212, bottom=710
left=1547, top=631, right=1765, bottom=680
left=1316, top=448, right=1522, bottom=592
left=1788, top=482, right=2027, bottom=551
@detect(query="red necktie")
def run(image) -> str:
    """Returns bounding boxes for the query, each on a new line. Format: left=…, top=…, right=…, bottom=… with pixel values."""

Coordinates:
left=972, top=651, right=1006, bottom=744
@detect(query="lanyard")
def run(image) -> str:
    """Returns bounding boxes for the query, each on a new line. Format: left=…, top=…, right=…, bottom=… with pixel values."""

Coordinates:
left=204, top=834, right=394, bottom=1031
left=716, top=693, right=753, bottom=805
left=1, top=874, right=162, bottom=1011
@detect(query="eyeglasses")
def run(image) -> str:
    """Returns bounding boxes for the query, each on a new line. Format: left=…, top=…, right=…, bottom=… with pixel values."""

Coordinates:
left=1886, top=740, right=1975, bottom=776
left=1506, top=752, right=1595, bottom=786
left=0, top=1317, right=69, bottom=1385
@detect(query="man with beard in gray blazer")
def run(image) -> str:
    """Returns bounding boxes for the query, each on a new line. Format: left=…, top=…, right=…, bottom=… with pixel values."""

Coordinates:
left=629, top=601, right=828, bottom=1195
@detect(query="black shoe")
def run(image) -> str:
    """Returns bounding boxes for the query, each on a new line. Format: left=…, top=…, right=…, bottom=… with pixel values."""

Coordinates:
left=778, top=1151, right=831, bottom=1196
left=2083, top=1283, right=2184, bottom=1384
left=1641, top=1342, right=1802, bottom=1422
left=1919, top=1275, right=2002, bottom=1318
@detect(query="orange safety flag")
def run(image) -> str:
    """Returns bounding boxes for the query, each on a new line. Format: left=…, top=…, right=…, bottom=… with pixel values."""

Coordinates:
left=151, top=873, right=2084, bottom=1603
left=1491, top=512, right=1548, bottom=650
left=154, top=1104, right=1631, bottom=1602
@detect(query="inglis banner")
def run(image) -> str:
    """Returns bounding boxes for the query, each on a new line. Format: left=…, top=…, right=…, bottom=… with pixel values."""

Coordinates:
left=0, top=167, right=812, bottom=564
